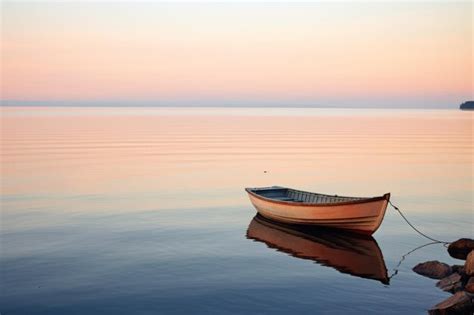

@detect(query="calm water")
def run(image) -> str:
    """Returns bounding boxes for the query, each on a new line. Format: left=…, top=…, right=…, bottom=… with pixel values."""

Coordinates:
left=1, top=107, right=473, bottom=314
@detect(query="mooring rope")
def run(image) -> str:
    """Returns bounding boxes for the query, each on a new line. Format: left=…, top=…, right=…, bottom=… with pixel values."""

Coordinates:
left=388, top=241, right=441, bottom=280
left=388, top=200, right=451, bottom=245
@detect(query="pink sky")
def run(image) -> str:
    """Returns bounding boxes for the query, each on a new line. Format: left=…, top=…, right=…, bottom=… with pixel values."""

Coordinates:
left=1, top=2, right=472, bottom=107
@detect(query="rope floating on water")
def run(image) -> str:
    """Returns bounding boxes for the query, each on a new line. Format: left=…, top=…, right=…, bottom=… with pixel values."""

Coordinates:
left=388, top=200, right=450, bottom=245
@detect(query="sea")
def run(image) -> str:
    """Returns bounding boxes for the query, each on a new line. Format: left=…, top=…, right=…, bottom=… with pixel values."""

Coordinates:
left=1, top=106, right=473, bottom=314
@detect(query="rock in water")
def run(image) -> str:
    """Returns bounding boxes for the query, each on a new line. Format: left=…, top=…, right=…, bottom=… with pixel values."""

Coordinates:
left=466, top=278, right=474, bottom=294
left=436, top=273, right=462, bottom=293
left=413, top=261, right=452, bottom=279
left=465, top=251, right=474, bottom=276
left=429, top=291, right=474, bottom=315
left=452, top=265, right=465, bottom=274
left=448, top=239, right=474, bottom=260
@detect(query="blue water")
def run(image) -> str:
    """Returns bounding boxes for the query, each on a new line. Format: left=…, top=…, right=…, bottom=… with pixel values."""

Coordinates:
left=1, top=107, right=472, bottom=314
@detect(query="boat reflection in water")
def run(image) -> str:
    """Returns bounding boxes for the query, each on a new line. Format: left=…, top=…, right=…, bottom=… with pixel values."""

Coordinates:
left=247, top=214, right=389, bottom=284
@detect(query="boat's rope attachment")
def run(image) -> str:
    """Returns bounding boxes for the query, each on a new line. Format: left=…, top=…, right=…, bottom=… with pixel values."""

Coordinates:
left=388, top=200, right=450, bottom=245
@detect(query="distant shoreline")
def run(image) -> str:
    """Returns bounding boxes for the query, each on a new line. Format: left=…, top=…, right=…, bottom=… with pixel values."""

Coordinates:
left=459, top=101, right=474, bottom=110
left=0, top=102, right=462, bottom=110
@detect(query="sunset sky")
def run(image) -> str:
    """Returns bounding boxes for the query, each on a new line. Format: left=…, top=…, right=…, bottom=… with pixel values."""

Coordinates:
left=1, top=1, right=472, bottom=108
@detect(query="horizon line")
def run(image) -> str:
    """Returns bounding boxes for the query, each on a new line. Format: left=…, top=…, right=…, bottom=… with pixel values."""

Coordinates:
left=0, top=99, right=469, bottom=109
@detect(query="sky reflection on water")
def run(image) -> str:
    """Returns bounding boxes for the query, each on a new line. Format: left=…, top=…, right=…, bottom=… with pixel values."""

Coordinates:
left=1, top=107, right=472, bottom=314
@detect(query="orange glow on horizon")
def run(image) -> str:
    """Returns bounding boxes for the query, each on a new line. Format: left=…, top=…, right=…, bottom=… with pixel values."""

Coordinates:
left=1, top=2, right=472, bottom=105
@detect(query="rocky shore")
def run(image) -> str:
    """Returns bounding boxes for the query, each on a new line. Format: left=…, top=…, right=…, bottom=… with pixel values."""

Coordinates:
left=412, top=238, right=474, bottom=314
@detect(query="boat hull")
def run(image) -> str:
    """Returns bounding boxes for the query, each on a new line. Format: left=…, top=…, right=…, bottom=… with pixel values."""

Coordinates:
left=246, top=190, right=389, bottom=235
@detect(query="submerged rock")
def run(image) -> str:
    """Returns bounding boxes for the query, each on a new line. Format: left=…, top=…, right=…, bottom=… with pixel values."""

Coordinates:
left=465, top=251, right=474, bottom=276
left=448, top=239, right=474, bottom=260
left=413, top=261, right=452, bottom=279
left=429, top=291, right=474, bottom=315
left=436, top=273, right=463, bottom=293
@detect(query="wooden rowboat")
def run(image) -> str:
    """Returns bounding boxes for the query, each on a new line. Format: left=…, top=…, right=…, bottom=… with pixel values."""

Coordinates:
left=245, top=186, right=390, bottom=235
left=247, top=214, right=389, bottom=284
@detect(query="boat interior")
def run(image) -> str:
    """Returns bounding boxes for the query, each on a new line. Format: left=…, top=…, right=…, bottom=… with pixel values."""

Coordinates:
left=248, top=187, right=364, bottom=204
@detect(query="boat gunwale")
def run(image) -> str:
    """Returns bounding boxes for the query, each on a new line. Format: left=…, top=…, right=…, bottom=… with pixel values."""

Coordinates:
left=245, top=187, right=390, bottom=207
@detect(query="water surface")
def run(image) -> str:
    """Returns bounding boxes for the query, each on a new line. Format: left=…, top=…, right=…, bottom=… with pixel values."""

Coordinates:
left=1, top=107, right=473, bottom=314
